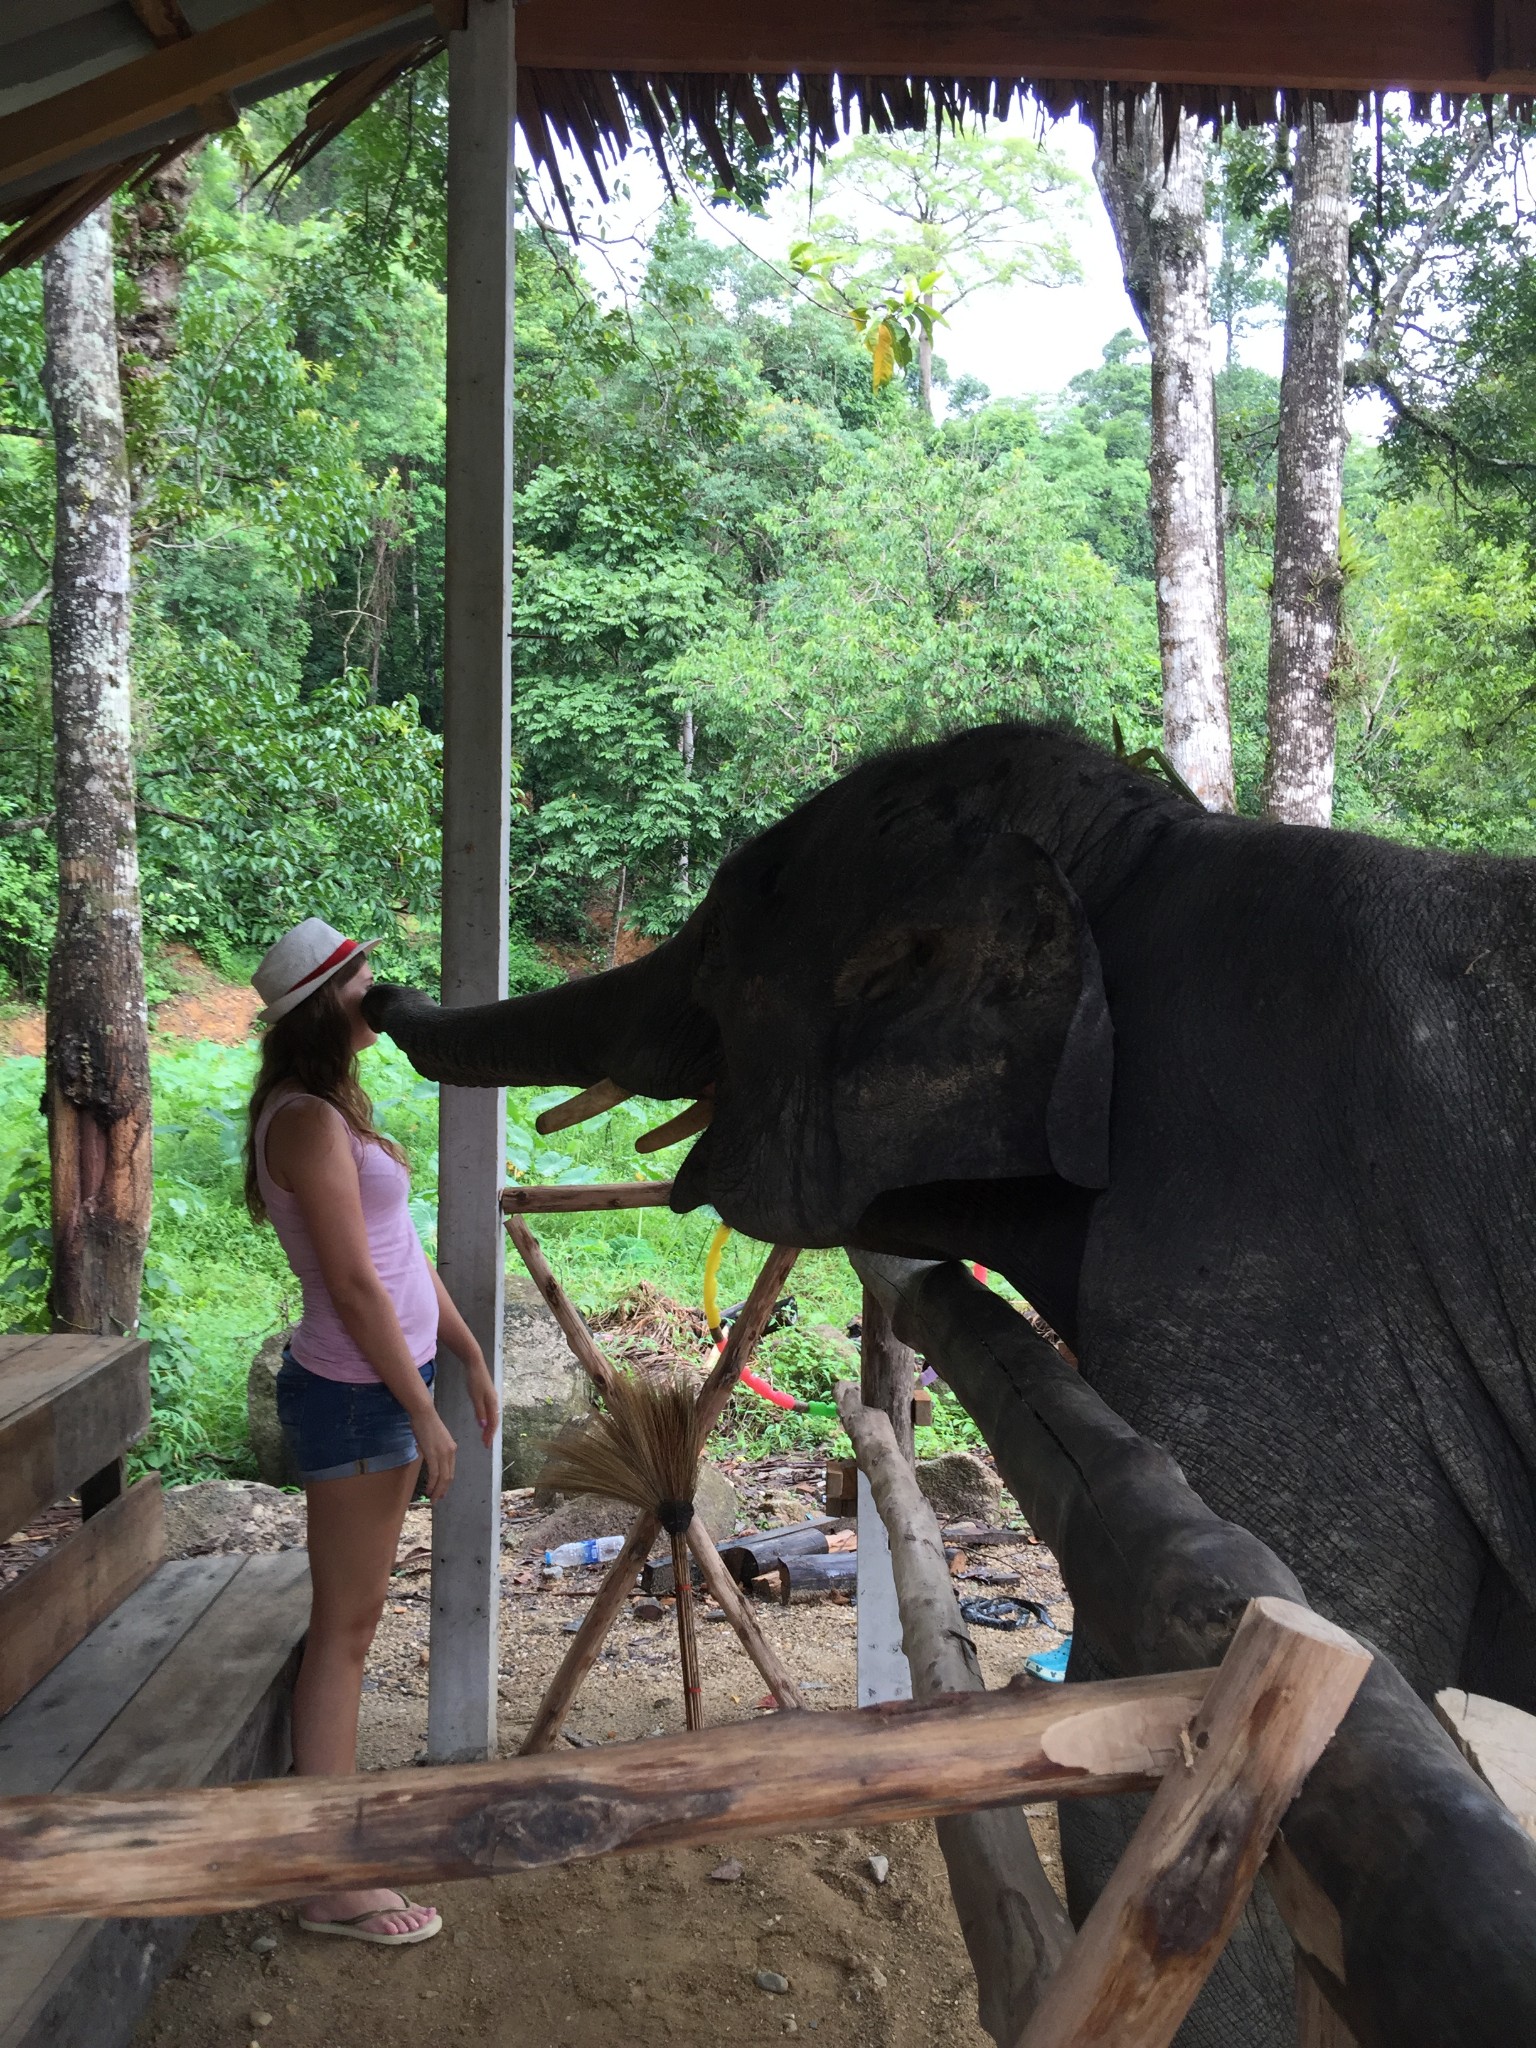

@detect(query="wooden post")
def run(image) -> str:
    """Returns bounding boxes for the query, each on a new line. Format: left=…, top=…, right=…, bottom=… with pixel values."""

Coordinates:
left=518, top=1509, right=659, bottom=1755
left=1015, top=1598, right=1370, bottom=2048
left=856, top=1287, right=914, bottom=1706
left=1296, top=1961, right=1358, bottom=2048
left=429, top=0, right=514, bottom=1765
left=684, top=1514, right=806, bottom=1711
left=503, top=1212, right=616, bottom=1395
left=837, top=1383, right=1071, bottom=2042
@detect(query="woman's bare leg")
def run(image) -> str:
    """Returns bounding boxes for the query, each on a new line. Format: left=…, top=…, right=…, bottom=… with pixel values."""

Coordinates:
left=294, top=1459, right=436, bottom=1935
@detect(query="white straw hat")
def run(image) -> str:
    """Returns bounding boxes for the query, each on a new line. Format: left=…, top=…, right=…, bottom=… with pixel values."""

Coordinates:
left=253, top=918, right=382, bottom=1025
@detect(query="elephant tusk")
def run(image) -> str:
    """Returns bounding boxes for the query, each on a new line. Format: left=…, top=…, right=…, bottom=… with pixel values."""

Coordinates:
left=535, top=1077, right=632, bottom=1135
left=635, top=1099, right=714, bottom=1155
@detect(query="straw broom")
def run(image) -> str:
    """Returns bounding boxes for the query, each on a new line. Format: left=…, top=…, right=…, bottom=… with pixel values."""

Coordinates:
left=538, top=1371, right=707, bottom=1731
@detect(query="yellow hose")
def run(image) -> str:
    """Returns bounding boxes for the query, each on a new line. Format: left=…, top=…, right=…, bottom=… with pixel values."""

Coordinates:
left=703, top=1222, right=732, bottom=1344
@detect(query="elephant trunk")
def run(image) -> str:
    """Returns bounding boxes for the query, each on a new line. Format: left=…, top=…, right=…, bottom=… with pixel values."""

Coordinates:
left=361, top=930, right=718, bottom=1098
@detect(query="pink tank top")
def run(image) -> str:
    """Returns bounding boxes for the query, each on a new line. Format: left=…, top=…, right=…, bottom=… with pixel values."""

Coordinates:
left=254, top=1088, right=438, bottom=1383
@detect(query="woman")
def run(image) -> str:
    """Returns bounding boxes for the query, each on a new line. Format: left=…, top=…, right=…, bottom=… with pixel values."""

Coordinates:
left=245, top=917, right=498, bottom=1946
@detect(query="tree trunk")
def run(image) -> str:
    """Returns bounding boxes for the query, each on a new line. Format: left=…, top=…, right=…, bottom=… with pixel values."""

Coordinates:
left=1096, top=97, right=1235, bottom=813
left=1262, top=109, right=1355, bottom=827
left=41, top=205, right=152, bottom=1337
left=918, top=293, right=934, bottom=419
left=116, top=148, right=195, bottom=522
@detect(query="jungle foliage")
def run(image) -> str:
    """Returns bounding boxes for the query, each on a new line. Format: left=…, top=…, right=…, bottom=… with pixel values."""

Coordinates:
left=6, top=85, right=1536, bottom=998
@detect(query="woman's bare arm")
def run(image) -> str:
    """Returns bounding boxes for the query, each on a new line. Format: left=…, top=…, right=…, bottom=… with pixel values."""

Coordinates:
left=425, top=1261, right=500, bottom=1448
left=265, top=1097, right=458, bottom=1498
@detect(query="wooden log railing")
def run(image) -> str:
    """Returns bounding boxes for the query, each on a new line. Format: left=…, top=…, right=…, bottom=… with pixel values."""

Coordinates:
left=849, top=1251, right=1536, bottom=2048
left=0, top=1677, right=1217, bottom=1920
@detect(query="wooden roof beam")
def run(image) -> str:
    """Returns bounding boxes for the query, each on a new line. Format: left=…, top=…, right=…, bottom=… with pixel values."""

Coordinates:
left=514, top=0, right=1536, bottom=95
left=0, top=0, right=427, bottom=191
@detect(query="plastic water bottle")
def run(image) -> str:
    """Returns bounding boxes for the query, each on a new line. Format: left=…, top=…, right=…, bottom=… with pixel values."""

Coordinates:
left=543, top=1536, right=625, bottom=1568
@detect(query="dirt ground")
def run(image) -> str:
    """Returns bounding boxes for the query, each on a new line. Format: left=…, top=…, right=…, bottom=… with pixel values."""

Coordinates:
left=2, top=943, right=260, bottom=1057
left=134, top=1478, right=1070, bottom=2048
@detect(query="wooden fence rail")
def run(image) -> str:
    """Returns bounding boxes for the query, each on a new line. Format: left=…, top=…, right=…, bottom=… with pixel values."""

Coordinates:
left=0, top=1678, right=1216, bottom=1921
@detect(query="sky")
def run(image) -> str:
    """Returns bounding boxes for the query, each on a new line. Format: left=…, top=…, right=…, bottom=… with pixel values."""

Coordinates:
left=517, top=110, right=1295, bottom=411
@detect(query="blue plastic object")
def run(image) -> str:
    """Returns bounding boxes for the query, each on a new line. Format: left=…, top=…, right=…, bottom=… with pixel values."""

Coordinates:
left=1023, top=1638, right=1072, bottom=1684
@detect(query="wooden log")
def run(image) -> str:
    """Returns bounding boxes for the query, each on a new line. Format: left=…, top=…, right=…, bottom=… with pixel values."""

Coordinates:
left=1297, top=1959, right=1359, bottom=2048
left=533, top=1079, right=631, bottom=1135
left=0, top=1474, right=163, bottom=1716
left=500, top=1181, right=674, bottom=1214
left=518, top=1508, right=657, bottom=1755
left=776, top=1553, right=859, bottom=1602
left=502, top=1212, right=616, bottom=1396
left=856, top=1287, right=913, bottom=1709
left=850, top=1252, right=1536, bottom=2048
left=720, top=1527, right=829, bottom=1581
left=1433, top=1688, right=1536, bottom=1841
left=634, top=1098, right=713, bottom=1155
left=1016, top=1597, right=1370, bottom=2048
left=860, top=1290, right=915, bottom=1463
left=837, top=1383, right=1071, bottom=2039
left=684, top=1515, right=806, bottom=1710
left=0, top=1670, right=1218, bottom=1921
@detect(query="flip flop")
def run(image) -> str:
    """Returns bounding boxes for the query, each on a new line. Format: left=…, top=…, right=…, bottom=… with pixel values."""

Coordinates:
left=298, top=1894, right=442, bottom=1946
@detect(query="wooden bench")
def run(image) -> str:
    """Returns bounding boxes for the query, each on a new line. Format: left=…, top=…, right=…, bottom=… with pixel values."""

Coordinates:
left=0, top=1335, right=309, bottom=2048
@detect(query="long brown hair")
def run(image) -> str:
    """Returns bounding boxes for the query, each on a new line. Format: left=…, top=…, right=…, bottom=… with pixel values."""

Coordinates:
left=244, top=955, right=406, bottom=1223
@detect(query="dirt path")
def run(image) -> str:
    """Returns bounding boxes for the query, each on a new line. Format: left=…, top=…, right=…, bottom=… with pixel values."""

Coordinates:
left=136, top=1503, right=1069, bottom=2048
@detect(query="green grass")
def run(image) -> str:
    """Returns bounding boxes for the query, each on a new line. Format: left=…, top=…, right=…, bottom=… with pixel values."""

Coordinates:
left=1, top=1039, right=982, bottom=1483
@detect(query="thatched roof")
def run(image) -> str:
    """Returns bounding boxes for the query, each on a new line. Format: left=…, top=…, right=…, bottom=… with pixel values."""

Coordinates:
left=1, top=0, right=1531, bottom=274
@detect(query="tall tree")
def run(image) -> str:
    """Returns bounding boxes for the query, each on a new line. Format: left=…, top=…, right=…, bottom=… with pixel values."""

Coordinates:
left=1095, top=97, right=1235, bottom=812
left=1262, top=109, right=1355, bottom=826
left=804, top=129, right=1082, bottom=417
left=40, top=204, right=152, bottom=1335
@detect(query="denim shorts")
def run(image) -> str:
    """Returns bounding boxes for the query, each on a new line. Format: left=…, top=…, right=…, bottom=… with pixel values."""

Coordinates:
left=275, top=1349, right=436, bottom=1484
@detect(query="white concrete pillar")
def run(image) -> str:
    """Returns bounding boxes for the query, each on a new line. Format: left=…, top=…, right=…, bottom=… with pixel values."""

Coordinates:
left=428, top=0, right=514, bottom=1764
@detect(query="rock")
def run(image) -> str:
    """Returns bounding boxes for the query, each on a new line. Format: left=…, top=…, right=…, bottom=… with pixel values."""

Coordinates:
left=867, top=1965, right=889, bottom=1992
left=247, top=1331, right=300, bottom=1488
left=632, top=1598, right=665, bottom=1622
left=246, top=1277, right=595, bottom=1491
left=248, top=1935, right=278, bottom=1956
left=755, top=1970, right=790, bottom=1995
left=163, top=1481, right=306, bottom=1559
left=522, top=1461, right=739, bottom=1557
left=500, top=1274, right=595, bottom=1487
left=709, top=1858, right=744, bottom=1882
left=915, top=1452, right=1000, bottom=1526
left=867, top=1854, right=889, bottom=1886
left=249, top=2013, right=273, bottom=2029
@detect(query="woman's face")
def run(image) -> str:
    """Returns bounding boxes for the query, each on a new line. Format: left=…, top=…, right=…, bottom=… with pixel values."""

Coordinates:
left=336, top=955, right=377, bottom=1053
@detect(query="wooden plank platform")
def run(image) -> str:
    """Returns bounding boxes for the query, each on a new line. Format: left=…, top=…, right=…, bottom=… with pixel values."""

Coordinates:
left=0, top=1554, right=310, bottom=2048
left=0, top=1475, right=165, bottom=1716
left=0, top=1336, right=150, bottom=1543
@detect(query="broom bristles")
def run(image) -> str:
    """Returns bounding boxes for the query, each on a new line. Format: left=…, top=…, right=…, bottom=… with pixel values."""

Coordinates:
left=537, top=1369, right=704, bottom=1512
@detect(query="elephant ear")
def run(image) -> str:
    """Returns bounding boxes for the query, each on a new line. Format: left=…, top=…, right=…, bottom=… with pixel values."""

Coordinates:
left=827, top=832, right=1112, bottom=1218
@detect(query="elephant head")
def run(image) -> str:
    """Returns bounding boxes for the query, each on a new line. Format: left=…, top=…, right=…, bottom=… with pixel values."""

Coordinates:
left=365, top=725, right=1118, bottom=1246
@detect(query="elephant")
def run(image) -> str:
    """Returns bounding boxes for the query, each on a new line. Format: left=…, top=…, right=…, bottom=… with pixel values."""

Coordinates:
left=363, top=721, right=1536, bottom=2043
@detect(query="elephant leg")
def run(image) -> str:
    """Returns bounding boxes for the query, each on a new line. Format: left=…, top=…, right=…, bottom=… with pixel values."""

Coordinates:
left=1056, top=1632, right=1296, bottom=2048
left=1461, top=1548, right=1536, bottom=1714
